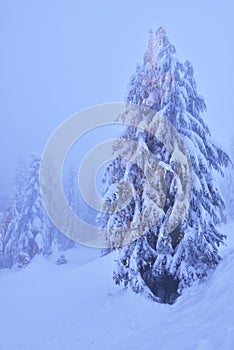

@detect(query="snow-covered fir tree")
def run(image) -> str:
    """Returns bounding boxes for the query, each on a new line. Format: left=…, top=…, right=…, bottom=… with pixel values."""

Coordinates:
left=98, top=27, right=229, bottom=303
left=0, top=212, right=4, bottom=268
left=221, top=137, right=234, bottom=221
left=59, top=167, right=77, bottom=251
left=2, top=155, right=76, bottom=268
left=1, top=161, right=28, bottom=267
left=3, top=155, right=53, bottom=266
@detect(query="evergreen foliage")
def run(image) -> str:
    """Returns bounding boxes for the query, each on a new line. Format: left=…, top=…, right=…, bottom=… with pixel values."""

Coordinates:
left=98, top=27, right=229, bottom=303
left=0, top=155, right=76, bottom=268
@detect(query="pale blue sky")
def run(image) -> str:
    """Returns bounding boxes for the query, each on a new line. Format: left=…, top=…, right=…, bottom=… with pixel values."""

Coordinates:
left=1, top=0, right=234, bottom=193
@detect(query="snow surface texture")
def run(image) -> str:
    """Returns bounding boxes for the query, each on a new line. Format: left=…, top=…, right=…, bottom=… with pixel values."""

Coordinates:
left=0, top=224, right=233, bottom=350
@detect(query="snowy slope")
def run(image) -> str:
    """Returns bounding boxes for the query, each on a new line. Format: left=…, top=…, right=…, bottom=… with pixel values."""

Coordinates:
left=0, top=224, right=234, bottom=350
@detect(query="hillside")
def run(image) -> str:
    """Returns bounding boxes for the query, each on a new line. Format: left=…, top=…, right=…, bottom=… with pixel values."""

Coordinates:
left=0, top=223, right=233, bottom=350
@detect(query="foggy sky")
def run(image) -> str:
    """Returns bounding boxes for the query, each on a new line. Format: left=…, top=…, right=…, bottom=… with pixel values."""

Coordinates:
left=1, top=0, right=234, bottom=195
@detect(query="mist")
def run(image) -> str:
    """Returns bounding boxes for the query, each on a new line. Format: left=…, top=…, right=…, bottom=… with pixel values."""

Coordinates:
left=1, top=0, right=233, bottom=198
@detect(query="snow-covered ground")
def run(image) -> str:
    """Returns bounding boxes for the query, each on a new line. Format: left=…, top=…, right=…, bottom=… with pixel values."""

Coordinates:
left=0, top=224, right=234, bottom=350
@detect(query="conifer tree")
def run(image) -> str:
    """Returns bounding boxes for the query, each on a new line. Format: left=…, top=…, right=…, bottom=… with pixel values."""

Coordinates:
left=98, top=27, right=229, bottom=303
left=0, top=212, right=4, bottom=268
left=4, top=155, right=53, bottom=265
left=2, top=161, right=28, bottom=267
left=221, top=137, right=234, bottom=221
left=58, top=167, right=77, bottom=251
left=2, top=155, right=78, bottom=267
